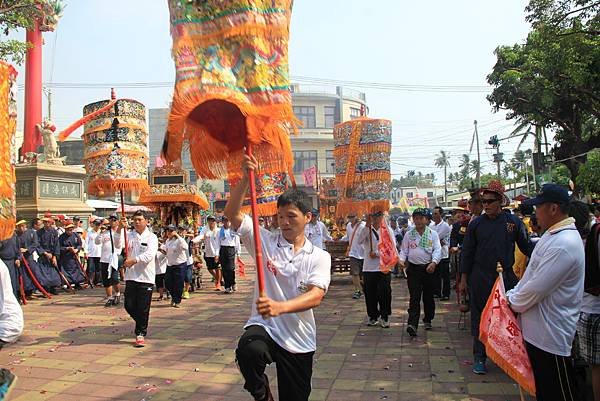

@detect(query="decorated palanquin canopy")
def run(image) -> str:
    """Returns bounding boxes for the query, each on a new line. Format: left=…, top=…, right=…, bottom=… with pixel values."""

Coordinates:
left=82, top=99, right=150, bottom=197
left=139, top=165, right=209, bottom=210
left=162, top=0, right=296, bottom=185
left=229, top=172, right=290, bottom=216
left=0, top=61, right=17, bottom=240
left=333, top=117, right=392, bottom=218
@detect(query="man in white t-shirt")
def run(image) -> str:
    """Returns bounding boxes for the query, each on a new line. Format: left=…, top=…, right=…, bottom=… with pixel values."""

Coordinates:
left=86, top=217, right=103, bottom=286
left=192, top=216, right=222, bottom=291
left=95, top=216, right=123, bottom=307
left=430, top=206, right=451, bottom=300
left=341, top=213, right=365, bottom=299
left=304, top=210, right=332, bottom=249
left=225, top=155, right=331, bottom=401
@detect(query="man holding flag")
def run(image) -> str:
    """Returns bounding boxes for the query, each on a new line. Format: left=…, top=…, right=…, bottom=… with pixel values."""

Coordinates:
left=506, top=184, right=583, bottom=401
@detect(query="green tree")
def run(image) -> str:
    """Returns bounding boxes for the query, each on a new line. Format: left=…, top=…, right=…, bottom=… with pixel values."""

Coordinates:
left=487, top=1, right=600, bottom=187
left=434, top=150, right=450, bottom=203
left=0, top=0, right=64, bottom=64
left=469, top=160, right=482, bottom=181
left=577, top=149, right=600, bottom=194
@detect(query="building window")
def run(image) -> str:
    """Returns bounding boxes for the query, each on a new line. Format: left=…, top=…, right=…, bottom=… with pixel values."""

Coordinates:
left=350, top=107, right=361, bottom=119
left=406, top=191, right=414, bottom=198
left=326, top=150, right=335, bottom=173
left=293, top=150, right=317, bottom=174
left=293, top=106, right=316, bottom=128
left=189, top=170, right=197, bottom=183
left=427, top=191, right=434, bottom=197
left=324, top=106, right=336, bottom=128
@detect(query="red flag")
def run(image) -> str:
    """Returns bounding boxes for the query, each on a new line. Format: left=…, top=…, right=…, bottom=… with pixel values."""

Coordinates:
left=237, top=257, right=246, bottom=279
left=302, top=165, right=317, bottom=187
left=480, top=273, right=536, bottom=396
left=378, top=220, right=398, bottom=274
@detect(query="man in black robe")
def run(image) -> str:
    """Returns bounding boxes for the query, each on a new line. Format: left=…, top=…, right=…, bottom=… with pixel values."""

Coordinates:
left=36, top=216, right=62, bottom=294
left=58, top=221, right=85, bottom=288
left=0, top=224, right=21, bottom=299
left=459, top=181, right=531, bottom=375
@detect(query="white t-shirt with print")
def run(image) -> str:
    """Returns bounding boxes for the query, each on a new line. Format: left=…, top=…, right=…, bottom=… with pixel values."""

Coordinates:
left=236, top=215, right=331, bottom=354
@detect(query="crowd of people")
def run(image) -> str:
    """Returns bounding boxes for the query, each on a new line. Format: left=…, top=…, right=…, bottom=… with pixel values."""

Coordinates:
left=1, top=167, right=599, bottom=401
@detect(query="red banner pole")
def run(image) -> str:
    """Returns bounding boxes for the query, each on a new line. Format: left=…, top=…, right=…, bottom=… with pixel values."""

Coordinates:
left=245, top=144, right=266, bottom=296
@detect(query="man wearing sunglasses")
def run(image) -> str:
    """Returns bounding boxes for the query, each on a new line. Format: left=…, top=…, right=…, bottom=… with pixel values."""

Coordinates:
left=459, top=180, right=531, bottom=375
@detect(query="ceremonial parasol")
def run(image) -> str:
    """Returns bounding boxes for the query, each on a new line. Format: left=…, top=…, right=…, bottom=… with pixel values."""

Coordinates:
left=0, top=61, right=18, bottom=241
left=80, top=90, right=150, bottom=255
left=161, top=0, right=297, bottom=295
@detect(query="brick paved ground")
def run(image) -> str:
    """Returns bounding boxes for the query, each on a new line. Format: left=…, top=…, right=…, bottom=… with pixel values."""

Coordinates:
left=2, top=258, right=534, bottom=401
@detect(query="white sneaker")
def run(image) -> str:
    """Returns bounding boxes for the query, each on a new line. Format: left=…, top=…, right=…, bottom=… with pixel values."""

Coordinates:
left=380, top=318, right=390, bottom=328
left=224, top=288, right=232, bottom=294
left=367, top=319, right=378, bottom=326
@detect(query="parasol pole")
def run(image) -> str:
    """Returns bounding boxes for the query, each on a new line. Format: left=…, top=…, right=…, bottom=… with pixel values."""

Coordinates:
left=245, top=144, right=266, bottom=296
left=120, top=190, right=128, bottom=257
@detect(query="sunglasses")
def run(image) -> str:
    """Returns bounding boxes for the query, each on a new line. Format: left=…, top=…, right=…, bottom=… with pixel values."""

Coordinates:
left=481, top=198, right=499, bottom=205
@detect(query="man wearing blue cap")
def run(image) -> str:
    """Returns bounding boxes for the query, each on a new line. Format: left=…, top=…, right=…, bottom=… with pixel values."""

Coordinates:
left=506, top=184, right=583, bottom=401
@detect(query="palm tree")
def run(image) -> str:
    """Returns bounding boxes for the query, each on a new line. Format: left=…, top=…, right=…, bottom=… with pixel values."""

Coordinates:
left=509, top=120, right=547, bottom=154
left=434, top=150, right=450, bottom=204
left=459, top=154, right=471, bottom=180
left=469, top=160, right=482, bottom=183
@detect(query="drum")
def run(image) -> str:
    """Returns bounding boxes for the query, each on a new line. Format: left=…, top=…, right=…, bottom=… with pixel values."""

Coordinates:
left=0, top=62, right=17, bottom=240
left=82, top=99, right=149, bottom=196
left=333, top=117, right=392, bottom=217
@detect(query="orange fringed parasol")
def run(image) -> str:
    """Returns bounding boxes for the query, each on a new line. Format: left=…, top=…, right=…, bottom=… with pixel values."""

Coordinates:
left=334, top=117, right=393, bottom=218
left=0, top=61, right=17, bottom=241
left=162, top=0, right=297, bottom=295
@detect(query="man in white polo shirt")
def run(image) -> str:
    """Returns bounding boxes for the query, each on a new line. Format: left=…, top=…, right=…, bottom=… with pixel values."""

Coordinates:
left=341, top=213, right=365, bottom=299
left=507, top=184, right=583, bottom=401
left=118, top=211, right=158, bottom=348
left=225, top=155, right=331, bottom=401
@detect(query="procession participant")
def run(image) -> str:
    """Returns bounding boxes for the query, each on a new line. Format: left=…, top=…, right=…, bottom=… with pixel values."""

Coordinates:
left=182, top=227, right=194, bottom=300
left=430, top=206, right=451, bottom=300
left=340, top=213, right=365, bottom=299
left=0, top=223, right=21, bottom=298
left=36, top=215, right=63, bottom=295
left=86, top=217, right=103, bottom=286
left=268, top=213, right=280, bottom=235
left=119, top=210, right=158, bottom=347
left=305, top=209, right=332, bottom=249
left=467, top=188, right=484, bottom=220
left=192, top=216, right=222, bottom=291
left=95, top=216, right=122, bottom=307
left=226, top=155, right=331, bottom=401
left=155, top=230, right=168, bottom=301
left=15, top=220, right=43, bottom=296
left=219, top=216, right=241, bottom=294
left=162, top=224, right=188, bottom=308
left=459, top=181, right=530, bottom=375
left=0, top=258, right=23, bottom=349
left=356, top=211, right=395, bottom=328
left=55, top=217, right=66, bottom=237
left=507, top=184, right=583, bottom=401
left=58, top=220, right=86, bottom=289
left=399, top=208, right=442, bottom=336
left=449, top=205, right=469, bottom=251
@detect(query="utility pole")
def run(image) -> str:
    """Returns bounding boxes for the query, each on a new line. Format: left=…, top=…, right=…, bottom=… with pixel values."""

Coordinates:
left=470, top=120, right=481, bottom=188
left=489, top=135, right=503, bottom=179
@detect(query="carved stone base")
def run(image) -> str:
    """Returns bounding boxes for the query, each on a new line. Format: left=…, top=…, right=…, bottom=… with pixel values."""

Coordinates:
left=15, top=163, right=94, bottom=222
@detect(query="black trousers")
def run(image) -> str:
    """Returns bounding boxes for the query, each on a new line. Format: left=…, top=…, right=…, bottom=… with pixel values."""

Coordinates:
left=526, top=341, right=580, bottom=401
left=124, top=280, right=153, bottom=336
left=406, top=263, right=435, bottom=329
left=165, top=263, right=185, bottom=304
left=363, top=271, right=392, bottom=320
left=236, top=325, right=314, bottom=401
left=219, top=246, right=236, bottom=289
left=433, top=258, right=450, bottom=298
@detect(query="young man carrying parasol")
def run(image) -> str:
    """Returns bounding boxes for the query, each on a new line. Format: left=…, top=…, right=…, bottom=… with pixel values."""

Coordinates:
left=224, top=155, right=331, bottom=401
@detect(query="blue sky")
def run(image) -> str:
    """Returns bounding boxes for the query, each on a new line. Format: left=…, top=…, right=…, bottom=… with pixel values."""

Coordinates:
left=9, top=0, right=536, bottom=181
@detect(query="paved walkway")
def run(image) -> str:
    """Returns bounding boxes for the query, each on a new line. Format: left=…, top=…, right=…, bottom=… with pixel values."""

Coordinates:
left=2, top=259, right=532, bottom=401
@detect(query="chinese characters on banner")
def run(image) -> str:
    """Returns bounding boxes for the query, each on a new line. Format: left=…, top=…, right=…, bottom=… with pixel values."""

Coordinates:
left=479, top=273, right=536, bottom=396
